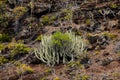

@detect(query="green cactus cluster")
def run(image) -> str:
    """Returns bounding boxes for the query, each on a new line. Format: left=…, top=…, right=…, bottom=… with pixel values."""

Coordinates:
left=35, top=31, right=86, bottom=66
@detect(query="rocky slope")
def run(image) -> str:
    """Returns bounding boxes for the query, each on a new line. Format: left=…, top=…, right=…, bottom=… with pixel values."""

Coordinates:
left=0, top=0, right=120, bottom=80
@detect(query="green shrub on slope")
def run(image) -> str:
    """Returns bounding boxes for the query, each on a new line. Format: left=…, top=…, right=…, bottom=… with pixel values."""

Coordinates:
left=34, top=31, right=86, bottom=66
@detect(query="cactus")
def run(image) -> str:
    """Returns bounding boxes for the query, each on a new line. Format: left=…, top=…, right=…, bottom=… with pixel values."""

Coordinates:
left=34, top=31, right=86, bottom=66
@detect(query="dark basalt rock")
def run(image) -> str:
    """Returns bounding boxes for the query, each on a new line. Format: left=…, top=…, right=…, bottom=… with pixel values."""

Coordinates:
left=87, top=35, right=99, bottom=44
left=87, top=34, right=109, bottom=50
left=80, top=56, right=90, bottom=64
left=83, top=22, right=102, bottom=32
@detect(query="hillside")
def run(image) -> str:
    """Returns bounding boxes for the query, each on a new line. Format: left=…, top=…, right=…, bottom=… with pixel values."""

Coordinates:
left=0, top=0, right=120, bottom=80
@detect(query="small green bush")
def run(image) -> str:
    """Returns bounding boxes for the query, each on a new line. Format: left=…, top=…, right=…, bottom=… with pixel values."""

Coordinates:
left=0, top=0, right=5, bottom=8
left=102, top=32, right=117, bottom=40
left=53, top=77, right=60, bottom=80
left=62, top=9, right=73, bottom=21
left=0, top=44, right=5, bottom=51
left=80, top=75, right=89, bottom=80
left=0, top=13, right=9, bottom=27
left=13, top=6, right=27, bottom=19
left=0, top=56, right=8, bottom=65
left=8, top=42, right=31, bottom=58
left=40, top=15, right=56, bottom=26
left=0, top=1, right=10, bottom=28
left=0, top=33, right=11, bottom=42
left=16, top=63, right=34, bottom=75
left=110, top=3, right=118, bottom=9
left=35, top=31, right=86, bottom=66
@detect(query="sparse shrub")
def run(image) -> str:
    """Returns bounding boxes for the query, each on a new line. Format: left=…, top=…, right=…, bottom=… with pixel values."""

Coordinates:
left=0, top=0, right=6, bottom=7
left=85, top=19, right=91, bottom=25
left=16, top=63, right=34, bottom=75
left=0, top=44, right=5, bottom=52
left=80, top=75, right=89, bottom=80
left=13, top=6, right=27, bottom=19
left=0, top=13, right=9, bottom=28
left=0, top=0, right=10, bottom=4
left=60, top=9, right=73, bottom=22
left=0, top=33, right=11, bottom=42
left=63, top=9, right=73, bottom=21
left=110, top=3, right=118, bottom=9
left=0, top=56, right=8, bottom=65
left=44, top=68, right=53, bottom=75
left=40, top=15, right=57, bottom=26
left=75, top=74, right=89, bottom=80
left=7, top=41, right=31, bottom=58
left=34, top=31, right=86, bottom=66
left=28, top=1, right=34, bottom=9
left=53, top=77, right=60, bottom=80
left=0, top=0, right=10, bottom=28
left=68, top=61, right=83, bottom=69
left=95, top=50, right=100, bottom=55
left=102, top=32, right=117, bottom=40
left=112, top=72, right=120, bottom=78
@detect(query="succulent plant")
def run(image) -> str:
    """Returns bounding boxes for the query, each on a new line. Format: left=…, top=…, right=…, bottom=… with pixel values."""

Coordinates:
left=34, top=31, right=86, bottom=66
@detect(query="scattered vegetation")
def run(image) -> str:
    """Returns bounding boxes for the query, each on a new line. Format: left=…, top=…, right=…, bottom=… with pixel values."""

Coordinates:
left=13, top=6, right=27, bottom=19
left=40, top=15, right=57, bottom=26
left=7, top=41, right=31, bottom=58
left=95, top=50, right=100, bottom=55
left=0, top=33, right=11, bottom=42
left=67, top=61, right=83, bottom=69
left=16, top=63, right=34, bottom=75
left=53, top=77, right=60, bottom=80
left=110, top=3, right=118, bottom=9
left=102, top=32, right=117, bottom=40
left=112, top=72, right=120, bottom=78
left=0, top=44, right=5, bottom=52
left=0, top=0, right=10, bottom=28
left=63, top=9, right=73, bottom=20
left=44, top=68, right=53, bottom=75
left=0, top=13, right=9, bottom=28
left=0, top=0, right=6, bottom=7
left=0, top=0, right=120, bottom=79
left=85, top=18, right=91, bottom=25
left=75, top=74, right=89, bottom=80
left=80, top=75, right=89, bottom=80
left=0, top=56, right=8, bottom=65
